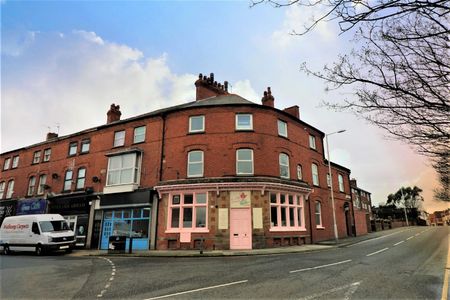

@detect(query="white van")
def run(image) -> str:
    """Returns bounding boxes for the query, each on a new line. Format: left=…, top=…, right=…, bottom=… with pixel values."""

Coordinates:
left=0, top=214, right=76, bottom=255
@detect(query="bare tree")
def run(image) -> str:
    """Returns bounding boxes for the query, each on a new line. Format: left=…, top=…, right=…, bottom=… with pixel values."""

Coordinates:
left=433, top=150, right=449, bottom=201
left=252, top=0, right=449, bottom=196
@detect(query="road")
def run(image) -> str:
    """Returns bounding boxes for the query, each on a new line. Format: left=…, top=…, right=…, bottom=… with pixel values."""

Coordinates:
left=1, top=226, right=448, bottom=299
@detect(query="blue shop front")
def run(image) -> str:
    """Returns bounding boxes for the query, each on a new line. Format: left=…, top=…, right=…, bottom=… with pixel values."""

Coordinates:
left=98, top=189, right=157, bottom=251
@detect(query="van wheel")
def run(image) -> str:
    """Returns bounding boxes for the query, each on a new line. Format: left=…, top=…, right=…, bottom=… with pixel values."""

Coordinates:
left=3, top=245, right=10, bottom=255
left=35, top=245, right=44, bottom=256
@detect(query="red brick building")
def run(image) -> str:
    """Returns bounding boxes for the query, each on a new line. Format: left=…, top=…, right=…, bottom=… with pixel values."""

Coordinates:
left=350, top=179, right=373, bottom=235
left=0, top=73, right=364, bottom=251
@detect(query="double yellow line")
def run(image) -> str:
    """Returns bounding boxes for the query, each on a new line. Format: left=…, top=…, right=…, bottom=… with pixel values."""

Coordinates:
left=442, top=233, right=450, bottom=300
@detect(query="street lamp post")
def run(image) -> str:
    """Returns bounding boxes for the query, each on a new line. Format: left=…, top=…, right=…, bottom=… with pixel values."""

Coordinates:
left=325, top=129, right=346, bottom=244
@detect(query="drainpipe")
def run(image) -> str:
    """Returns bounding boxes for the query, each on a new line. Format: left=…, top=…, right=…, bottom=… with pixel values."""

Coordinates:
left=153, top=113, right=166, bottom=250
left=307, top=193, right=314, bottom=244
left=159, top=113, right=166, bottom=182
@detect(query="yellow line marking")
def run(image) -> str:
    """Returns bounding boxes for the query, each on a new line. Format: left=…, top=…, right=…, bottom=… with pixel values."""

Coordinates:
left=441, top=233, right=450, bottom=300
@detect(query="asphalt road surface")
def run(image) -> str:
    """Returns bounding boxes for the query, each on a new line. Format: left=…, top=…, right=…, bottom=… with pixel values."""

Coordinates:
left=1, top=226, right=448, bottom=299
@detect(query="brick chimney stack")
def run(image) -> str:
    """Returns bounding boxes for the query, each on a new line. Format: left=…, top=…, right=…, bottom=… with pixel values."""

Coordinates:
left=350, top=178, right=357, bottom=188
left=107, top=104, right=121, bottom=124
left=46, top=132, right=58, bottom=141
left=283, top=105, right=300, bottom=119
left=261, top=87, right=274, bottom=107
left=195, top=73, right=229, bottom=101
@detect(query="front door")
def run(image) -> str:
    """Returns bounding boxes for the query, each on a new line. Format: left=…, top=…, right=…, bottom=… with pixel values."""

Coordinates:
left=101, top=220, right=113, bottom=250
left=230, top=208, right=252, bottom=250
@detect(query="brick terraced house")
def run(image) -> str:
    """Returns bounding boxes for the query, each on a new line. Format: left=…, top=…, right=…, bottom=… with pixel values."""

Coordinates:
left=0, top=73, right=369, bottom=251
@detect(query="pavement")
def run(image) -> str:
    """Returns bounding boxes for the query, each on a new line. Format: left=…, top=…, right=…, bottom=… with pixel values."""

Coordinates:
left=68, top=227, right=412, bottom=258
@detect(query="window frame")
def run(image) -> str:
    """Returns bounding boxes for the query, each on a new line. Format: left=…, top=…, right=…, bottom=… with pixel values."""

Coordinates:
left=236, top=149, right=254, bottom=175
left=187, top=150, right=204, bottom=178
left=338, top=174, right=345, bottom=192
left=277, top=120, right=288, bottom=138
left=327, top=173, right=331, bottom=187
left=6, top=180, right=14, bottom=199
left=68, top=142, right=78, bottom=156
left=315, top=201, right=323, bottom=228
left=64, top=170, right=73, bottom=191
left=80, top=139, right=91, bottom=154
left=43, top=148, right=51, bottom=162
left=297, top=164, right=303, bottom=180
left=235, top=114, right=253, bottom=131
left=269, top=192, right=306, bottom=231
left=312, top=163, right=320, bottom=186
left=167, top=192, right=209, bottom=232
left=76, top=167, right=87, bottom=190
left=309, top=135, right=317, bottom=150
left=27, top=176, right=36, bottom=196
left=0, top=181, right=5, bottom=199
left=32, top=151, right=41, bottom=164
left=133, top=126, right=146, bottom=143
left=11, top=156, right=19, bottom=168
left=279, top=153, right=290, bottom=179
left=106, top=153, right=140, bottom=186
left=3, top=157, right=11, bottom=170
left=189, top=115, right=205, bottom=133
left=37, top=174, right=47, bottom=195
left=113, top=130, right=126, bottom=147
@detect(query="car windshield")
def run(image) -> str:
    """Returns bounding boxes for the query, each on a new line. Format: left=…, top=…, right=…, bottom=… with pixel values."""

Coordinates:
left=39, top=221, right=70, bottom=232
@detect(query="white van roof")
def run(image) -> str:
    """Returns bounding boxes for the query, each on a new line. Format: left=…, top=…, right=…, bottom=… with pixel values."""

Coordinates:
left=3, top=214, right=65, bottom=223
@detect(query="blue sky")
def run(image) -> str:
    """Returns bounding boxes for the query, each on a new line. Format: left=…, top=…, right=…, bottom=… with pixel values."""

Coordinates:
left=1, top=1, right=446, bottom=212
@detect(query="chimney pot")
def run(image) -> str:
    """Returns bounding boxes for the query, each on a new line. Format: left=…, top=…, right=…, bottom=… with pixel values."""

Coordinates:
left=107, top=103, right=122, bottom=124
left=261, top=87, right=275, bottom=108
left=195, top=72, right=229, bottom=101
left=46, top=132, right=58, bottom=141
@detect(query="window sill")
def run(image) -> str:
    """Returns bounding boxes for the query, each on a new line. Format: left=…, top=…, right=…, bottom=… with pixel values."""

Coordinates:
left=187, top=131, right=205, bottom=135
left=316, top=226, right=325, bottom=230
left=79, top=151, right=90, bottom=155
left=278, top=135, right=289, bottom=140
left=269, top=227, right=307, bottom=232
left=235, top=129, right=254, bottom=132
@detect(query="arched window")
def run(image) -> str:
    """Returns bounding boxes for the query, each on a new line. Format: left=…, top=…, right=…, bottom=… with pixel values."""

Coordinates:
left=64, top=170, right=73, bottom=191
left=279, top=153, right=290, bottom=179
left=37, top=174, right=47, bottom=195
left=297, top=165, right=303, bottom=180
left=312, top=163, right=319, bottom=186
left=6, top=180, right=14, bottom=199
left=187, top=151, right=204, bottom=178
left=338, top=174, right=345, bottom=192
left=76, top=168, right=86, bottom=190
left=0, top=181, right=5, bottom=199
left=27, top=176, right=36, bottom=196
left=315, top=201, right=323, bottom=228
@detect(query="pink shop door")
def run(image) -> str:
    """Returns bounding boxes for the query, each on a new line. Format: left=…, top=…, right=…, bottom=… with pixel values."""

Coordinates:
left=230, top=208, right=252, bottom=250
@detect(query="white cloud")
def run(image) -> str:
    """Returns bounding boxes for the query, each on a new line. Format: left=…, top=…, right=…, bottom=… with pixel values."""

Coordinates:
left=1, top=31, right=197, bottom=152
left=232, top=79, right=260, bottom=103
left=271, top=4, right=336, bottom=50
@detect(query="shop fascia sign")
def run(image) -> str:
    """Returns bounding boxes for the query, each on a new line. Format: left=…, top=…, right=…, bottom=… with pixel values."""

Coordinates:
left=230, top=191, right=251, bottom=208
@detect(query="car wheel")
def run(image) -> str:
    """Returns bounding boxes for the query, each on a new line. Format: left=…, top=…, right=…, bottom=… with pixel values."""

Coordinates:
left=3, top=245, right=10, bottom=255
left=35, top=245, right=43, bottom=256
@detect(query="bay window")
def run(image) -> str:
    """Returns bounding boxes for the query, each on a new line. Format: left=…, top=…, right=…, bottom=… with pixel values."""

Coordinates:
left=106, top=153, right=140, bottom=186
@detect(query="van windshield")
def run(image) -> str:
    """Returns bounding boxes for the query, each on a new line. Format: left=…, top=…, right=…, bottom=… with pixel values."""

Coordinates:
left=39, top=221, right=70, bottom=232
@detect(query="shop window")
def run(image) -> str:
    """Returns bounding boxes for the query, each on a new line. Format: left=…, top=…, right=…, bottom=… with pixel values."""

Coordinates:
left=64, top=170, right=73, bottom=191
left=134, top=126, right=146, bottom=143
left=0, top=181, right=5, bottom=199
left=278, top=120, right=288, bottom=137
left=11, top=156, right=19, bottom=168
left=279, top=153, right=290, bottom=179
left=68, top=142, right=77, bottom=156
left=76, top=168, right=86, bottom=190
left=81, top=139, right=90, bottom=153
left=27, top=176, right=36, bottom=196
left=187, top=151, right=204, bottom=178
left=43, top=148, right=51, bottom=162
left=315, top=201, right=323, bottom=228
left=338, top=174, right=345, bottom=192
left=6, top=180, right=14, bottom=199
left=312, top=163, right=319, bottom=186
left=189, top=116, right=205, bottom=133
left=168, top=193, right=208, bottom=231
left=33, top=151, right=41, bottom=164
left=3, top=157, right=11, bottom=170
left=113, top=130, right=125, bottom=147
left=270, top=192, right=305, bottom=231
left=309, top=135, right=316, bottom=150
left=236, top=149, right=253, bottom=175
left=235, top=114, right=253, bottom=131
left=106, top=153, right=140, bottom=186
left=37, top=174, right=47, bottom=195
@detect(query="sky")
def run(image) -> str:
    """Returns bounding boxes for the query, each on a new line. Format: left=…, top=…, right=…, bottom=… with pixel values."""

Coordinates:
left=1, top=1, right=447, bottom=213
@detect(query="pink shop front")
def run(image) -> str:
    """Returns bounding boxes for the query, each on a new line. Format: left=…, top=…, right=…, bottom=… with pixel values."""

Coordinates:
left=154, top=178, right=312, bottom=250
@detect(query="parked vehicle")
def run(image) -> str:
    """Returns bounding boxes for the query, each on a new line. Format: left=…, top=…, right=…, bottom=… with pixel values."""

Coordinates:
left=0, top=214, right=75, bottom=255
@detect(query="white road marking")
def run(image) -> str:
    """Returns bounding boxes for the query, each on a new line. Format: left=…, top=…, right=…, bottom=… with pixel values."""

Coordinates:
left=407, top=236, right=415, bottom=240
left=97, top=257, right=117, bottom=298
left=299, top=281, right=361, bottom=300
left=366, top=248, right=389, bottom=257
left=143, top=280, right=248, bottom=300
left=415, top=233, right=420, bottom=236
left=290, top=259, right=352, bottom=273
left=394, top=241, right=405, bottom=246
left=346, top=229, right=408, bottom=247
